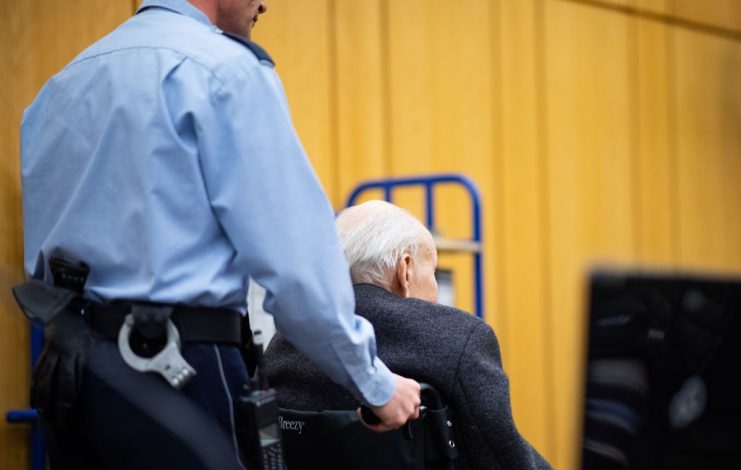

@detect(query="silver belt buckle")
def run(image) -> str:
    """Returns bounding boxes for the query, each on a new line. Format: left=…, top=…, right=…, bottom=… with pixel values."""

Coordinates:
left=117, top=313, right=197, bottom=389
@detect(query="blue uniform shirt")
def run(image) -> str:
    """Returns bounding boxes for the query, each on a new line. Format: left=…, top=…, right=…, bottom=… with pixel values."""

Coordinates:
left=20, top=0, right=395, bottom=406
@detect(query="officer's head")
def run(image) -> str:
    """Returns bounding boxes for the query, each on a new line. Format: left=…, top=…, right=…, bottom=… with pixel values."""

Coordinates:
left=336, top=200, right=439, bottom=303
left=190, top=0, right=267, bottom=39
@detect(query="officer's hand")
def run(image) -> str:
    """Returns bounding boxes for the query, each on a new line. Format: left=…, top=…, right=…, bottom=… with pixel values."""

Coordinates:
left=358, top=374, right=420, bottom=432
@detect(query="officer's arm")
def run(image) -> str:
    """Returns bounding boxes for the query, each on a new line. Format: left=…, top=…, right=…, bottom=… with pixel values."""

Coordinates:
left=196, top=61, right=397, bottom=407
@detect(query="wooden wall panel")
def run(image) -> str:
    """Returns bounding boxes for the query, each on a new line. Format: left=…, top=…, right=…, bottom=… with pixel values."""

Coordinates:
left=384, top=0, right=435, bottom=175
left=427, top=0, right=498, bottom=323
left=674, top=29, right=741, bottom=270
left=635, top=18, right=676, bottom=264
left=562, top=0, right=741, bottom=34
left=592, top=0, right=633, bottom=8
left=636, top=0, right=670, bottom=15
left=0, top=1, right=134, bottom=467
left=333, top=0, right=388, bottom=203
left=252, top=0, right=338, bottom=203
left=498, top=0, right=552, bottom=458
left=384, top=0, right=499, bottom=322
left=383, top=0, right=436, bottom=234
left=0, top=2, right=27, bottom=466
left=675, top=0, right=741, bottom=34
left=543, top=2, right=636, bottom=468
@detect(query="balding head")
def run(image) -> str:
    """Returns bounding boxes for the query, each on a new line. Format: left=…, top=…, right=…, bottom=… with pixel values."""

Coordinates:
left=336, top=200, right=438, bottom=302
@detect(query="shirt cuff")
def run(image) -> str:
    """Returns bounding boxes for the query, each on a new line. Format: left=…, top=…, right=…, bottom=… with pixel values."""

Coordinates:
left=357, top=357, right=396, bottom=407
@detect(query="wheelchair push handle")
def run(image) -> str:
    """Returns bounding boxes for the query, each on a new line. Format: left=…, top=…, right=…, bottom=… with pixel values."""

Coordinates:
left=420, top=383, right=443, bottom=409
left=360, top=382, right=441, bottom=425
left=360, top=405, right=382, bottom=425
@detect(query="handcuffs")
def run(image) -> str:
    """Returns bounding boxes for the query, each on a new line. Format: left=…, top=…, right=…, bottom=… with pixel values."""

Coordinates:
left=117, top=311, right=197, bottom=389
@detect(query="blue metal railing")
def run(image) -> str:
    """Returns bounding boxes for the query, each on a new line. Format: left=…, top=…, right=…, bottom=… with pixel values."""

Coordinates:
left=345, top=173, right=484, bottom=319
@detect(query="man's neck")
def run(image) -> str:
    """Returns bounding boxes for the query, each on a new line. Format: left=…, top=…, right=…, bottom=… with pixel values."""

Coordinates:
left=187, top=0, right=217, bottom=25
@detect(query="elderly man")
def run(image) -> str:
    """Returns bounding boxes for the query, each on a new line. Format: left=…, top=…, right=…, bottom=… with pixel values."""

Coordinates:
left=264, top=200, right=552, bottom=469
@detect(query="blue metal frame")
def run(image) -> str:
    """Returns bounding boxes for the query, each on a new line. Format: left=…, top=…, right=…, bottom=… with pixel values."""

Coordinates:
left=5, top=324, right=46, bottom=470
left=345, top=173, right=484, bottom=319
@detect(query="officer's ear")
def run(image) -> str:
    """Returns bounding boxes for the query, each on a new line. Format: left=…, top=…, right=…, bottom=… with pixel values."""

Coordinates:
left=392, top=254, right=413, bottom=298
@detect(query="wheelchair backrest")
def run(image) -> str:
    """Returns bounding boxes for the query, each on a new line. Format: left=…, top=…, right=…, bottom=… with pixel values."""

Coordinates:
left=278, top=384, right=458, bottom=470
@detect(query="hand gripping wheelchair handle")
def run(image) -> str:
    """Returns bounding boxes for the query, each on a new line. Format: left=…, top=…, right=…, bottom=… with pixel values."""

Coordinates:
left=360, top=383, right=442, bottom=427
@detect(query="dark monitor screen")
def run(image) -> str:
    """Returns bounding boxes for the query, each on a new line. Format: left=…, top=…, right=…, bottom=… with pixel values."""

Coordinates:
left=581, top=270, right=741, bottom=470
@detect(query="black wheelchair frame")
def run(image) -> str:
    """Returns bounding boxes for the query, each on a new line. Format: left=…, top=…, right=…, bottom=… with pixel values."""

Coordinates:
left=278, top=384, right=459, bottom=470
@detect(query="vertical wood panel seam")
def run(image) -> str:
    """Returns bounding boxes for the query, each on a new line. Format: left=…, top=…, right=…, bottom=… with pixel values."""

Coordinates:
left=379, top=0, right=392, bottom=176
left=666, top=0, right=680, bottom=265
left=489, top=0, right=506, bottom=346
left=327, top=0, right=340, bottom=206
left=628, top=6, right=642, bottom=260
left=534, top=0, right=557, bottom=462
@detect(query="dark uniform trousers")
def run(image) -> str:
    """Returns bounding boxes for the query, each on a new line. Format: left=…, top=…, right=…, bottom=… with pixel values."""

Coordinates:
left=42, top=339, right=251, bottom=470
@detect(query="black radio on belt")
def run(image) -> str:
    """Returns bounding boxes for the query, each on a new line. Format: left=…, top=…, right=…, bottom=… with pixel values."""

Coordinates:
left=49, top=256, right=89, bottom=293
left=239, top=388, right=284, bottom=470
left=237, top=331, right=286, bottom=470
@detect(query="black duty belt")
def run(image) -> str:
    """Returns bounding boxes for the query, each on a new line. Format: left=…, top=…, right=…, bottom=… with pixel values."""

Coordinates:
left=84, top=302, right=243, bottom=345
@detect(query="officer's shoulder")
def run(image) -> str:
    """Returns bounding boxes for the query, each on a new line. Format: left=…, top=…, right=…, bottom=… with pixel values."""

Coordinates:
left=187, top=28, right=276, bottom=75
left=220, top=33, right=274, bottom=67
left=81, top=14, right=274, bottom=78
left=140, top=8, right=274, bottom=67
left=189, top=31, right=278, bottom=86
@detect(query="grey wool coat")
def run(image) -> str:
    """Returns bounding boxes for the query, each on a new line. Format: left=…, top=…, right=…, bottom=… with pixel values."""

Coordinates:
left=263, top=283, right=552, bottom=470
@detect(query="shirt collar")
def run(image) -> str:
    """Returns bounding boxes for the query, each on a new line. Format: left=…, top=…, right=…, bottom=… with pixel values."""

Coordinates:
left=137, top=0, right=215, bottom=29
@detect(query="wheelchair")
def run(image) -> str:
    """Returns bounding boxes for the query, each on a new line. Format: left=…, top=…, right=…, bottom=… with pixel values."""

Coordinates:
left=278, top=384, right=459, bottom=469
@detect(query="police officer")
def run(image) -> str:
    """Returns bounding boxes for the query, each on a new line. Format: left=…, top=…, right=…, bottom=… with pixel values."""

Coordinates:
left=20, top=0, right=420, bottom=468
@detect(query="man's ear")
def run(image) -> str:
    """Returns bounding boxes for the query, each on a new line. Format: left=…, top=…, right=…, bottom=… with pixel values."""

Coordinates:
left=394, top=254, right=413, bottom=298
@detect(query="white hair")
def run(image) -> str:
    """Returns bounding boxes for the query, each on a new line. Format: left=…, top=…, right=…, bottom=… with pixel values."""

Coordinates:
left=336, top=200, right=433, bottom=287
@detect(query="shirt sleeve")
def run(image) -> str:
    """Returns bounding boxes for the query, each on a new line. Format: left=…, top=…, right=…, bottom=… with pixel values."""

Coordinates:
left=455, top=322, right=553, bottom=469
left=194, top=60, right=395, bottom=407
